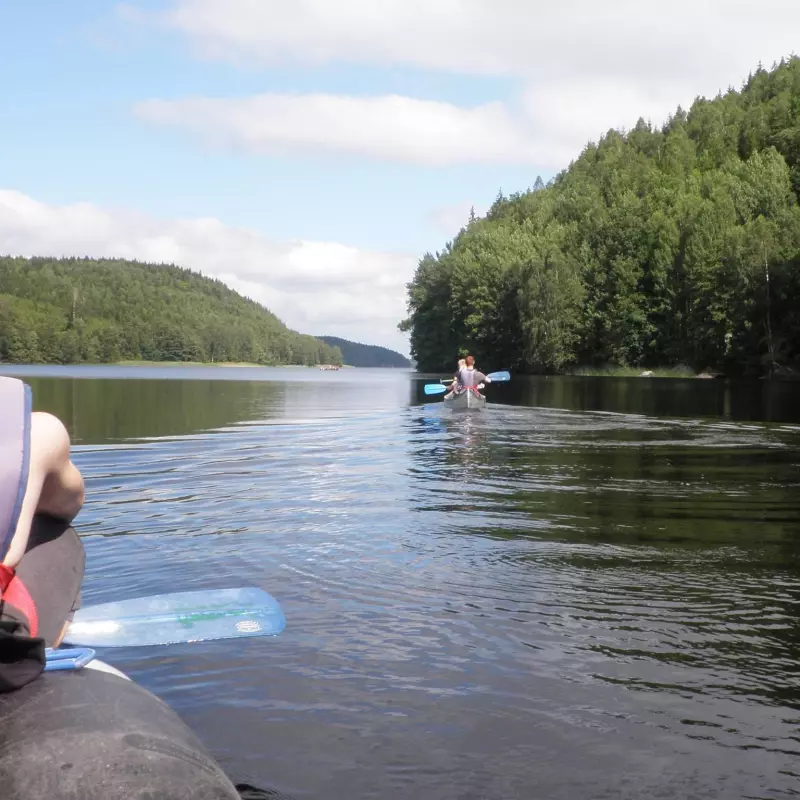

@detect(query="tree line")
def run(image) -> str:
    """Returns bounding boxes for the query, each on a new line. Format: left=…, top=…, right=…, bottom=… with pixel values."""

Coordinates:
left=401, top=57, right=800, bottom=377
left=318, top=336, right=411, bottom=368
left=0, top=257, right=343, bottom=366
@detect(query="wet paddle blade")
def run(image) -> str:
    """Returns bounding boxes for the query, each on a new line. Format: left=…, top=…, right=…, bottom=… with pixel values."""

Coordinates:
left=486, top=371, right=511, bottom=382
left=64, top=586, right=286, bottom=648
left=424, top=384, right=448, bottom=395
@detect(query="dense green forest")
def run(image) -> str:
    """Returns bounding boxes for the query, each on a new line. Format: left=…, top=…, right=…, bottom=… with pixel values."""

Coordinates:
left=0, top=257, right=343, bottom=366
left=318, top=336, right=411, bottom=368
left=401, top=57, right=800, bottom=376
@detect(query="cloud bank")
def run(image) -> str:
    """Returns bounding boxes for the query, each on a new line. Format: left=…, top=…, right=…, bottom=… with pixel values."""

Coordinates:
left=125, top=0, right=800, bottom=168
left=136, top=93, right=540, bottom=166
left=149, top=0, right=796, bottom=85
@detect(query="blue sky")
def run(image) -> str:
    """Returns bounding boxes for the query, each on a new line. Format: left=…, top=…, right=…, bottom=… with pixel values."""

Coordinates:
left=1, top=1, right=796, bottom=354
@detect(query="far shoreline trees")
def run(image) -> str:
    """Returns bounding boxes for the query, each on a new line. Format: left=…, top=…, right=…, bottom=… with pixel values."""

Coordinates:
left=401, top=58, right=800, bottom=378
left=0, top=256, right=343, bottom=367
left=318, top=336, right=410, bottom=368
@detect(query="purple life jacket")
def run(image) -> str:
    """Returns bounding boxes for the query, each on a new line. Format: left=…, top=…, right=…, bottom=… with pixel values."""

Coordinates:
left=0, top=377, right=31, bottom=562
left=456, top=367, right=485, bottom=388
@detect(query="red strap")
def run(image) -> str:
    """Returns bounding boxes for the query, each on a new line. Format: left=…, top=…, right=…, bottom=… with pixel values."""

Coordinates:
left=0, top=563, right=38, bottom=638
left=0, top=563, right=14, bottom=592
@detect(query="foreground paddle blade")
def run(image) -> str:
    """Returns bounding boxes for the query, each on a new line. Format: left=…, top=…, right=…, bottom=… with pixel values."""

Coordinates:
left=487, top=371, right=511, bottom=382
left=64, top=587, right=286, bottom=648
left=424, top=384, right=448, bottom=395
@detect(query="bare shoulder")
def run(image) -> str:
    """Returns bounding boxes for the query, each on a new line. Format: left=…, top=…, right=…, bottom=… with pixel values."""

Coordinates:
left=31, top=411, right=70, bottom=473
left=31, top=411, right=69, bottom=432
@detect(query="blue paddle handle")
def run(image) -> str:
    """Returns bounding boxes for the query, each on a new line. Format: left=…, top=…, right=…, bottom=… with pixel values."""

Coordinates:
left=44, top=647, right=97, bottom=672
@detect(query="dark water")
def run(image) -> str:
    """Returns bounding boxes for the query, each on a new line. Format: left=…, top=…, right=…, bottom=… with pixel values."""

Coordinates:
left=4, top=365, right=800, bottom=799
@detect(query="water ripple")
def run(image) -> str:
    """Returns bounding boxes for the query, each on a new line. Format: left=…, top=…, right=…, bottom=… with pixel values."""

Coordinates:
left=65, top=392, right=800, bottom=799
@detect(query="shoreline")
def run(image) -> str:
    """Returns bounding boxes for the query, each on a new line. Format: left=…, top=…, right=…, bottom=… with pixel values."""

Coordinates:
left=566, top=365, right=719, bottom=379
left=113, top=360, right=335, bottom=368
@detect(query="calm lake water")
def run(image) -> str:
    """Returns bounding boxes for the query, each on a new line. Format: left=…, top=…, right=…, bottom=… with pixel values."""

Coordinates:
left=3, top=364, right=800, bottom=800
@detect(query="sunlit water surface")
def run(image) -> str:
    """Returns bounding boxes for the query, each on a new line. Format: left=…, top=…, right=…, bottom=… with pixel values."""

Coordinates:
left=4, top=365, right=800, bottom=799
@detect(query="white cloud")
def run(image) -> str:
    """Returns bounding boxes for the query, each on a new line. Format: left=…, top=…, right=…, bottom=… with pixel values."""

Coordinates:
left=140, top=0, right=798, bottom=83
left=0, top=189, right=415, bottom=354
left=135, top=93, right=539, bottom=166
left=132, top=83, right=688, bottom=170
left=126, top=0, right=800, bottom=169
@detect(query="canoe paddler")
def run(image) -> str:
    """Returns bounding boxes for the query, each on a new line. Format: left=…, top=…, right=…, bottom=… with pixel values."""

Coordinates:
left=0, top=376, right=86, bottom=691
left=456, top=355, right=490, bottom=391
left=445, top=358, right=467, bottom=399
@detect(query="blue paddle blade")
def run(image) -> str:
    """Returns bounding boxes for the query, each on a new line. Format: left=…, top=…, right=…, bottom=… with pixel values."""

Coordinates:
left=64, top=587, right=286, bottom=648
left=486, top=371, right=511, bottom=382
left=424, top=384, right=448, bottom=395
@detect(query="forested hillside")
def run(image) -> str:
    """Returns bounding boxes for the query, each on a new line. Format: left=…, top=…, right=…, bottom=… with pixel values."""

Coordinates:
left=0, top=257, right=343, bottom=366
left=401, top=58, right=800, bottom=376
left=318, top=336, right=411, bottom=367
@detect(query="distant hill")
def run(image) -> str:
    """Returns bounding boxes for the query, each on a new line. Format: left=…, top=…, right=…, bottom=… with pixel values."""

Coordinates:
left=0, top=256, right=343, bottom=366
left=318, top=336, right=411, bottom=368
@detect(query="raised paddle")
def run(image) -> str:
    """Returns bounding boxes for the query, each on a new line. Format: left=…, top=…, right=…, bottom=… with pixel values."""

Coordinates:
left=424, top=370, right=511, bottom=395
left=485, top=371, right=511, bottom=382
left=61, top=586, right=286, bottom=648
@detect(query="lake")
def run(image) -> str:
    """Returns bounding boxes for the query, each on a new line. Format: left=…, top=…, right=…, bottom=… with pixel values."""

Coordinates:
left=3, top=364, right=800, bottom=799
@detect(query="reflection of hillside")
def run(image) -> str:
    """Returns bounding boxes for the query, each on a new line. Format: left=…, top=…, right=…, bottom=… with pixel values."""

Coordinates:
left=502, top=375, right=800, bottom=423
left=27, top=378, right=286, bottom=443
left=25, top=370, right=415, bottom=443
left=410, top=401, right=800, bottom=553
left=407, top=403, right=800, bottom=720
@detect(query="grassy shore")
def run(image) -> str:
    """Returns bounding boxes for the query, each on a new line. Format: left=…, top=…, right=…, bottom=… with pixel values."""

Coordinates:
left=114, top=360, right=305, bottom=368
left=566, top=364, right=707, bottom=378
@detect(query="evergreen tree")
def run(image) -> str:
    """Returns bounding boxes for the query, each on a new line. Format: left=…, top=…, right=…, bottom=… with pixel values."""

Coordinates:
left=0, top=257, right=343, bottom=367
left=402, top=57, right=800, bottom=376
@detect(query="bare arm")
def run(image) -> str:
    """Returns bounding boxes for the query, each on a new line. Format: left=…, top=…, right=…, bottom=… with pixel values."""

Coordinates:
left=3, top=412, right=85, bottom=567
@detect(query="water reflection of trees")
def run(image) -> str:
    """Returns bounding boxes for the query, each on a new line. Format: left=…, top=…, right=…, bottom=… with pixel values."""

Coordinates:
left=407, top=400, right=800, bottom=716
left=412, top=372, right=800, bottom=423
left=27, top=378, right=286, bottom=443
left=499, top=375, right=800, bottom=423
